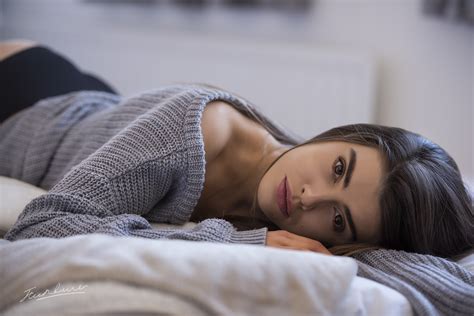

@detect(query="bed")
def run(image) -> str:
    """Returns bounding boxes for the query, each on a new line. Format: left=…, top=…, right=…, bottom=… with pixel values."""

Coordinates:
left=1, top=176, right=472, bottom=315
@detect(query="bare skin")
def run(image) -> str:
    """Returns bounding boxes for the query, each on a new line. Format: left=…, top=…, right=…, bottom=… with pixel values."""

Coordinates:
left=192, top=101, right=288, bottom=221
left=0, top=40, right=37, bottom=61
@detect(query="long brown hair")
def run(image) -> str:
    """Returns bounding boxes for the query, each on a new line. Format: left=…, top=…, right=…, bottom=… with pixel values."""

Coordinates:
left=308, top=124, right=474, bottom=258
left=199, top=84, right=474, bottom=258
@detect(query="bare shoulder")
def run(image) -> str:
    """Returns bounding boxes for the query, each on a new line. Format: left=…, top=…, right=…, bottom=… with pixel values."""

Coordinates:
left=201, top=100, right=242, bottom=163
left=201, top=100, right=269, bottom=163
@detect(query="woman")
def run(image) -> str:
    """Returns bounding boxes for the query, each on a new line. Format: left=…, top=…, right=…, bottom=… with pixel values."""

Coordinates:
left=0, top=40, right=473, bottom=258
left=1, top=40, right=473, bottom=315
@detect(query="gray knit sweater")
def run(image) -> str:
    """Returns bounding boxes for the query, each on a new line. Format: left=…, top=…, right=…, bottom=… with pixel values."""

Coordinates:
left=1, top=85, right=267, bottom=243
left=1, top=85, right=473, bottom=315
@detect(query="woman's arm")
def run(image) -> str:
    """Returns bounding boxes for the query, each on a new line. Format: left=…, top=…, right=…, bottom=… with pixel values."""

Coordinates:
left=4, top=169, right=267, bottom=244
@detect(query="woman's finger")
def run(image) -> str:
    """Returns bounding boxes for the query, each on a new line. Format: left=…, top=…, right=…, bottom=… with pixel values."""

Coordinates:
left=275, top=246, right=312, bottom=252
left=267, top=231, right=332, bottom=255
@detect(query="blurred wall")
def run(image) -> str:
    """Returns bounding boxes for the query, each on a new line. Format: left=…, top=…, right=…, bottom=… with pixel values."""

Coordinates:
left=305, top=0, right=473, bottom=187
left=1, top=0, right=473, bottom=187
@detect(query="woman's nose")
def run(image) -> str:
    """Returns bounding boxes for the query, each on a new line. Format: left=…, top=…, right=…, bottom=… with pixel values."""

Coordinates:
left=300, top=185, right=332, bottom=211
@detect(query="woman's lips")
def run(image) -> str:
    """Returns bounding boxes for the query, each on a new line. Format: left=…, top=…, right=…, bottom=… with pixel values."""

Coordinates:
left=286, top=177, right=292, bottom=216
left=277, top=176, right=289, bottom=217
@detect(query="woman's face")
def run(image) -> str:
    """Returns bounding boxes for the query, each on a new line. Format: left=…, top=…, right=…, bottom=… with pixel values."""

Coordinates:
left=257, top=141, right=384, bottom=246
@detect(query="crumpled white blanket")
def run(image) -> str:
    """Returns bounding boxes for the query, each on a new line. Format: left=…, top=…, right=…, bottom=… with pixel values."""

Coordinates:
left=0, top=234, right=412, bottom=315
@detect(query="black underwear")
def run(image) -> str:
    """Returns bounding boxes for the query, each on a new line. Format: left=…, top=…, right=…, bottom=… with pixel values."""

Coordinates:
left=0, top=45, right=119, bottom=123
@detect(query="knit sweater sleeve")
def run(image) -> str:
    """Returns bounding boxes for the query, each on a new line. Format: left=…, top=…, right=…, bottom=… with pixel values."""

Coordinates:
left=352, top=249, right=474, bottom=316
left=4, top=169, right=267, bottom=244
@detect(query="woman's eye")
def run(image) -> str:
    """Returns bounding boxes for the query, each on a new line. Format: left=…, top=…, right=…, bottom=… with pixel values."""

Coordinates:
left=333, top=158, right=345, bottom=180
left=333, top=208, right=345, bottom=232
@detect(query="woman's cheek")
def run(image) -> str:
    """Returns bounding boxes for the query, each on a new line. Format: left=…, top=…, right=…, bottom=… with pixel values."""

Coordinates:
left=293, top=217, right=328, bottom=242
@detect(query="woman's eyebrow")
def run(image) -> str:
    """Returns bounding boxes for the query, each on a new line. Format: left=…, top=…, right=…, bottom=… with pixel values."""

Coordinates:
left=343, top=148, right=358, bottom=241
left=343, top=148, right=357, bottom=189
left=343, top=205, right=358, bottom=242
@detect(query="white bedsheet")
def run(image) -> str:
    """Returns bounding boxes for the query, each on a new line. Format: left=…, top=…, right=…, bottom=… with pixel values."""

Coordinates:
left=0, top=234, right=412, bottom=315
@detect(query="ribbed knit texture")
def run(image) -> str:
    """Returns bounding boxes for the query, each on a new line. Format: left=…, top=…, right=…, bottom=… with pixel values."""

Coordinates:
left=1, top=84, right=267, bottom=244
left=352, top=249, right=474, bottom=316
left=1, top=84, right=473, bottom=315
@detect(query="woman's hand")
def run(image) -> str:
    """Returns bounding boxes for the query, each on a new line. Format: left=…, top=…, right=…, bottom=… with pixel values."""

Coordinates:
left=266, top=230, right=333, bottom=255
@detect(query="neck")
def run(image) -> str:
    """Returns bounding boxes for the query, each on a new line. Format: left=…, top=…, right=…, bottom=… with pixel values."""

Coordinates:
left=230, top=132, right=291, bottom=222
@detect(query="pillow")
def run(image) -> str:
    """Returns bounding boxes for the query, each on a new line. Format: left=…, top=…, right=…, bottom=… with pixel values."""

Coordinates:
left=0, top=176, right=47, bottom=236
left=2, top=234, right=407, bottom=315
